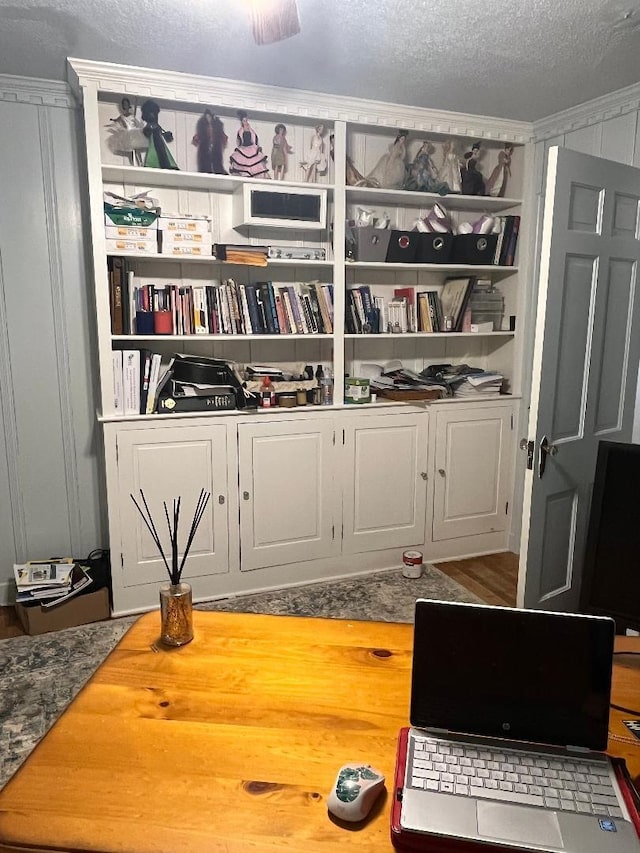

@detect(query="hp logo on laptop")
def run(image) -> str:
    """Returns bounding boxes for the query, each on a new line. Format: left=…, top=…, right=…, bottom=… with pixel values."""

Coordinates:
left=502, top=722, right=511, bottom=731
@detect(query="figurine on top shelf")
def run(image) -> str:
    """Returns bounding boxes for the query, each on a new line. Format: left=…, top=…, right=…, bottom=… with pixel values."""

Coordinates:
left=404, top=139, right=449, bottom=194
left=437, top=138, right=462, bottom=194
left=271, top=123, right=294, bottom=180
left=461, top=141, right=486, bottom=195
left=106, top=97, right=147, bottom=166
left=229, top=111, right=270, bottom=178
left=141, top=100, right=179, bottom=170
left=300, top=123, right=328, bottom=182
left=358, top=130, right=408, bottom=189
left=485, top=142, right=513, bottom=198
left=192, top=109, right=228, bottom=174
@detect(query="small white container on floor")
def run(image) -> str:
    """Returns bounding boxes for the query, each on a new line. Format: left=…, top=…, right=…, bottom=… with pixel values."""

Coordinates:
left=402, top=550, right=423, bottom=579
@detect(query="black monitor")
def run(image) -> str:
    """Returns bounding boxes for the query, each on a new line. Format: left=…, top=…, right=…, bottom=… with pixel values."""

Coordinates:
left=580, top=439, right=640, bottom=634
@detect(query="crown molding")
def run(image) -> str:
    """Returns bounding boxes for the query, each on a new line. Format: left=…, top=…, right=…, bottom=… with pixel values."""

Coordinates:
left=68, top=57, right=533, bottom=145
left=0, top=74, right=74, bottom=108
left=534, top=80, right=640, bottom=142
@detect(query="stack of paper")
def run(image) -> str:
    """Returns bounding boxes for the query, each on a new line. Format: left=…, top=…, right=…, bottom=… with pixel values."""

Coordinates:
left=453, top=372, right=504, bottom=398
left=14, top=561, right=92, bottom=608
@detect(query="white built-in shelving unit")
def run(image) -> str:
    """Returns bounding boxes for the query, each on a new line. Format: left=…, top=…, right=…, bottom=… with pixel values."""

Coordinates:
left=68, top=58, right=534, bottom=616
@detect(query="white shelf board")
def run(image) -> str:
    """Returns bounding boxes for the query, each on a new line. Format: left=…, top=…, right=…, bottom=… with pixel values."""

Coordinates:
left=103, top=164, right=335, bottom=195
left=105, top=252, right=332, bottom=269
left=344, top=332, right=514, bottom=339
left=345, top=185, right=521, bottom=211
left=112, top=334, right=334, bottom=342
left=347, top=261, right=518, bottom=273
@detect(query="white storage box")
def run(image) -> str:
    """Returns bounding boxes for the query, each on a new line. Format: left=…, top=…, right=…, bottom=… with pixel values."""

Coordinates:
left=105, top=238, right=157, bottom=254
left=158, top=216, right=211, bottom=233
left=105, top=225, right=158, bottom=242
left=233, top=184, right=327, bottom=230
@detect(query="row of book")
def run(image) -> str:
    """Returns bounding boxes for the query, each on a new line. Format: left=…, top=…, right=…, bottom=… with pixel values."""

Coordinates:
left=134, top=279, right=334, bottom=336
left=346, top=278, right=493, bottom=334
left=492, top=215, right=520, bottom=267
left=108, top=258, right=335, bottom=337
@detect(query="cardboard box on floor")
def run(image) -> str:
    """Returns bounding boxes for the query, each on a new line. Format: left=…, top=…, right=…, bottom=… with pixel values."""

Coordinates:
left=15, top=587, right=110, bottom=635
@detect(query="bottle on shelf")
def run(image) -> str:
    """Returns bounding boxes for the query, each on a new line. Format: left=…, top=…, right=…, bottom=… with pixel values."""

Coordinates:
left=259, top=376, right=276, bottom=408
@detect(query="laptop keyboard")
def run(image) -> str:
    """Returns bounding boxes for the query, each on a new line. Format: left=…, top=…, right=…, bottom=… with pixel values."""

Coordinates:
left=409, top=735, right=623, bottom=819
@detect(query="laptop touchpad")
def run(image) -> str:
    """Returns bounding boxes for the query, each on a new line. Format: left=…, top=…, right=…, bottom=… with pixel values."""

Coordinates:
left=477, top=802, right=564, bottom=849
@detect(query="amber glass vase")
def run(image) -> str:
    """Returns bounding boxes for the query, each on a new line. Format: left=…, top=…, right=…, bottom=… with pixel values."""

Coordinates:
left=159, top=582, right=194, bottom=646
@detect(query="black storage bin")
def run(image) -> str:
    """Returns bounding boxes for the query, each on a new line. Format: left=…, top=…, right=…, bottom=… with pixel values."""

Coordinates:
left=385, top=230, right=419, bottom=263
left=415, top=232, right=454, bottom=264
left=451, top=233, right=498, bottom=265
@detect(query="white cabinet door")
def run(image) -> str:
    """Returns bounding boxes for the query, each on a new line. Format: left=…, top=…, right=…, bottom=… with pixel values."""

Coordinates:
left=433, top=406, right=512, bottom=541
left=117, top=425, right=229, bottom=586
left=342, top=413, right=428, bottom=555
left=238, top=419, right=339, bottom=571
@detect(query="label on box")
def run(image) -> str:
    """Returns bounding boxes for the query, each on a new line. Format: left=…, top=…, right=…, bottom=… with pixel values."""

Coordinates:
left=104, top=206, right=158, bottom=229
left=105, top=238, right=158, bottom=255
left=158, top=217, right=211, bottom=233
left=160, top=244, right=212, bottom=257
left=160, top=231, right=213, bottom=245
left=105, top=225, right=158, bottom=241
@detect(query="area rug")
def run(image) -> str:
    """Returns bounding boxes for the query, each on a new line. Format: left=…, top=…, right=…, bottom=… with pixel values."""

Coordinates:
left=0, top=565, right=481, bottom=788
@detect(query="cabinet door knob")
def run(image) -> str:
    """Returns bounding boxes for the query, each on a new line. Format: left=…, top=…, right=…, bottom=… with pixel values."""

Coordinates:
left=243, top=491, right=250, bottom=501
left=439, top=468, right=446, bottom=477
left=218, top=495, right=225, bottom=505
left=420, top=472, right=428, bottom=480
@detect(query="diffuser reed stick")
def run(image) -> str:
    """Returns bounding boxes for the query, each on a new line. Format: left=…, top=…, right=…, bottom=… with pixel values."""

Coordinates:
left=130, top=488, right=211, bottom=585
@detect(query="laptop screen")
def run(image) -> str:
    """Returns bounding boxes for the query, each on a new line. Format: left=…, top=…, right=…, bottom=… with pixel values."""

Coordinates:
left=410, top=600, right=615, bottom=751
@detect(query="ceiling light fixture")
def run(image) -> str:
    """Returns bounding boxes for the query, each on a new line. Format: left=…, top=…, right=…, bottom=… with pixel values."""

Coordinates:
left=247, top=0, right=301, bottom=45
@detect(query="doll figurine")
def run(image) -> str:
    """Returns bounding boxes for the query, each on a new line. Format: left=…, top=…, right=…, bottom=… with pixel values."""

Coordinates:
left=359, top=130, right=408, bottom=189
left=437, top=139, right=462, bottom=194
left=192, top=109, right=228, bottom=174
left=300, top=123, right=328, bottom=182
left=461, top=142, right=486, bottom=195
left=106, top=97, right=147, bottom=166
left=271, top=123, right=293, bottom=180
left=229, top=111, right=270, bottom=178
left=405, top=140, right=449, bottom=194
left=141, top=100, right=179, bottom=170
left=485, top=143, right=513, bottom=198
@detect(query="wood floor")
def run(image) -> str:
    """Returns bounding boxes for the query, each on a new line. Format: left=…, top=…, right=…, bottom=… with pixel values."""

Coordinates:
left=0, top=553, right=519, bottom=641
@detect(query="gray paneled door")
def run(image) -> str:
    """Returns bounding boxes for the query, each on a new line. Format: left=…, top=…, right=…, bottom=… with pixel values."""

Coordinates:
left=519, top=146, right=640, bottom=610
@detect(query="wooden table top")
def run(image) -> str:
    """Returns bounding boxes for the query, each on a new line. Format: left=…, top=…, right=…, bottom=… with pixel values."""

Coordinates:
left=1, top=611, right=640, bottom=853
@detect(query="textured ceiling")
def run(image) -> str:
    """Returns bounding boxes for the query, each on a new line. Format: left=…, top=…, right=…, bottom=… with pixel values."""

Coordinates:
left=1, top=0, right=640, bottom=121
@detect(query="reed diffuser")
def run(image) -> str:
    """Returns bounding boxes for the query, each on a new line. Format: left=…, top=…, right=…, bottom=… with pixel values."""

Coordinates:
left=131, top=488, right=210, bottom=646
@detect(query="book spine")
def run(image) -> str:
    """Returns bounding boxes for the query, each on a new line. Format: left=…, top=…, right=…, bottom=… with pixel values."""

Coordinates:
left=110, top=257, right=124, bottom=335
left=245, top=284, right=262, bottom=333
left=266, top=283, right=280, bottom=333
left=499, top=216, right=514, bottom=266
left=145, top=352, right=163, bottom=414
left=505, top=215, right=521, bottom=266
left=287, top=285, right=305, bottom=333
left=308, top=285, right=325, bottom=333
left=274, top=291, right=289, bottom=334
left=281, top=289, right=297, bottom=334
left=139, top=349, right=152, bottom=414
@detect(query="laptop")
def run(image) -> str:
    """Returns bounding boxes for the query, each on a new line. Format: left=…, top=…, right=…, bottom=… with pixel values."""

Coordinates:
left=399, top=599, right=640, bottom=852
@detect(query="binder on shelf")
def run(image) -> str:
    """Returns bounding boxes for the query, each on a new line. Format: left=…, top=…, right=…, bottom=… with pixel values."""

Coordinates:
left=122, top=350, right=141, bottom=415
left=111, top=350, right=124, bottom=414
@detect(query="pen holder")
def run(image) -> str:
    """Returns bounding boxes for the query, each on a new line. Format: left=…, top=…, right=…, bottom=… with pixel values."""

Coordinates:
left=154, top=310, right=173, bottom=334
left=135, top=311, right=155, bottom=335
left=159, top=582, right=193, bottom=646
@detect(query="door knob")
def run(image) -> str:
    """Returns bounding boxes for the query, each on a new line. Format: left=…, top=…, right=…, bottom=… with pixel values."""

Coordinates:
left=218, top=495, right=225, bottom=505
left=420, top=472, right=428, bottom=480
left=243, top=491, right=250, bottom=501
left=538, top=434, right=558, bottom=478
left=438, top=468, right=446, bottom=477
